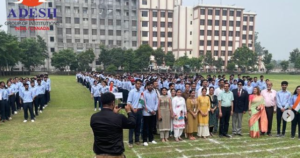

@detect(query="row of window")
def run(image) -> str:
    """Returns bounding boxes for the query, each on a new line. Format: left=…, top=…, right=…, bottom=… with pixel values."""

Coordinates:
left=142, top=41, right=172, bottom=48
left=57, top=28, right=138, bottom=36
left=199, top=40, right=253, bottom=47
left=141, top=11, right=173, bottom=18
left=199, top=51, right=233, bottom=57
left=57, top=17, right=138, bottom=27
left=141, top=21, right=173, bottom=28
left=142, top=31, right=172, bottom=37
left=200, top=30, right=254, bottom=38
left=53, top=38, right=138, bottom=47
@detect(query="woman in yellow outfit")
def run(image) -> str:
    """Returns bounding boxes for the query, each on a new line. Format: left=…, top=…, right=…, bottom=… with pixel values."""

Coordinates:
left=197, top=88, right=211, bottom=139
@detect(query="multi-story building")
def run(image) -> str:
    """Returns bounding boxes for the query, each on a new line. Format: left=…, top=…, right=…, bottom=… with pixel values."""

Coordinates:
left=5, top=0, right=256, bottom=70
left=173, top=4, right=256, bottom=67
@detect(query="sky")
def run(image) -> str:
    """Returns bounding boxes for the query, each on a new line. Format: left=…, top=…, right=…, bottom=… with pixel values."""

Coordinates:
left=1, top=0, right=299, bottom=60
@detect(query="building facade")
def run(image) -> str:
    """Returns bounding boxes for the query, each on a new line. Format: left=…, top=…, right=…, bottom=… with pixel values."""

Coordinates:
left=5, top=0, right=256, bottom=71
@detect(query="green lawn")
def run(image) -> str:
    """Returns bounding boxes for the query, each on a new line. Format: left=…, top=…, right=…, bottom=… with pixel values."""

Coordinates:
left=0, top=74, right=299, bottom=158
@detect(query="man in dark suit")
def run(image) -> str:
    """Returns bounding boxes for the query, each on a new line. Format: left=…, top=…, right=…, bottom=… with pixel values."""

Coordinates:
left=232, top=81, right=249, bottom=136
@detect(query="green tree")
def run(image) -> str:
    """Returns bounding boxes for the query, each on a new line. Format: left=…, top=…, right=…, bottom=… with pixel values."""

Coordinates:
left=123, top=49, right=139, bottom=72
left=227, top=63, right=236, bottom=72
left=110, top=48, right=124, bottom=68
left=204, top=51, right=213, bottom=71
left=98, top=45, right=111, bottom=70
left=254, top=32, right=264, bottom=56
left=51, top=49, right=77, bottom=71
left=294, top=57, right=300, bottom=71
left=262, top=50, right=274, bottom=74
left=175, top=55, right=190, bottom=72
left=19, top=38, right=46, bottom=72
left=165, top=51, right=175, bottom=68
left=189, top=57, right=203, bottom=71
left=153, top=48, right=165, bottom=66
left=106, top=64, right=118, bottom=73
left=289, top=48, right=300, bottom=64
left=37, top=35, right=48, bottom=58
left=232, top=45, right=257, bottom=71
left=280, top=60, right=289, bottom=72
left=135, top=44, right=153, bottom=71
left=77, top=49, right=95, bottom=71
left=214, top=57, right=223, bottom=71
left=0, top=29, right=21, bottom=75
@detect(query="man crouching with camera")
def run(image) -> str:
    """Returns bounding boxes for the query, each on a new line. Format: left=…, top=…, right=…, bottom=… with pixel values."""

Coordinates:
left=90, top=92, right=136, bottom=158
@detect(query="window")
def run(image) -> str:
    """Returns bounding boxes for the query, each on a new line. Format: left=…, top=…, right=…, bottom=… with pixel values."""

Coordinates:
left=161, top=12, right=165, bottom=17
left=168, top=12, right=173, bottom=17
left=229, top=31, right=233, bottom=36
left=200, top=40, right=204, bottom=45
left=132, top=41, right=137, bottom=47
left=215, top=30, right=219, bottom=36
left=109, top=40, right=114, bottom=45
left=100, top=30, right=105, bottom=35
left=249, top=35, right=253, bottom=39
left=83, top=29, right=89, bottom=35
left=100, top=40, right=106, bottom=45
left=215, top=10, right=220, bottom=15
left=65, top=17, right=71, bottom=23
left=199, top=51, right=204, bottom=56
left=57, top=17, right=62, bottom=23
left=243, top=35, right=247, bottom=39
left=200, top=9, right=205, bottom=15
left=208, top=20, right=212, bottom=25
left=142, top=0, right=147, bottom=5
left=74, top=18, right=80, bottom=24
left=108, top=30, right=113, bottom=36
left=75, top=39, right=80, bottom=43
left=237, top=11, right=241, bottom=17
left=50, top=37, right=54, bottom=42
left=142, top=11, right=148, bottom=17
left=168, top=42, right=172, bottom=47
left=160, top=42, right=165, bottom=47
left=50, top=48, right=55, bottom=52
left=108, top=19, right=113, bottom=25
left=222, top=31, right=226, bottom=36
left=92, top=18, right=97, bottom=24
left=92, top=29, right=97, bottom=35
left=116, top=40, right=122, bottom=46
left=230, top=11, right=234, bottom=16
left=48, top=2, right=52, bottom=7
left=222, top=10, right=227, bottom=15
left=222, top=20, right=227, bottom=26
left=142, top=31, right=148, bottom=37
left=75, top=28, right=80, bottom=34
left=161, top=22, right=165, bottom=27
left=228, top=51, right=233, bottom=56
left=190, top=31, right=192, bottom=35
left=114, top=20, right=120, bottom=26
left=214, top=41, right=219, bottom=46
left=221, top=51, right=226, bottom=56
left=132, top=20, right=137, bottom=26
left=66, top=28, right=71, bottom=34
left=249, top=26, right=254, bottom=31
left=236, top=21, right=241, bottom=26
left=190, top=21, right=192, bottom=25
left=228, top=41, right=233, bottom=46
left=215, top=20, right=219, bottom=25
left=67, top=39, right=72, bottom=43
left=200, top=20, right=205, bottom=25
left=153, top=22, right=157, bottom=27
left=250, top=17, right=254, bottom=21
left=153, top=42, right=157, bottom=47
left=214, top=51, right=218, bottom=56
left=50, top=25, right=54, bottom=31
left=168, top=32, right=172, bottom=37
left=200, top=30, right=205, bottom=35
left=207, top=30, right=212, bottom=36
left=229, top=21, right=234, bottom=26
left=100, top=19, right=105, bottom=25
left=168, top=22, right=172, bottom=28
left=132, top=31, right=137, bottom=36
left=153, top=11, right=157, bottom=17
left=142, top=21, right=148, bottom=27
left=83, top=18, right=89, bottom=22
left=84, top=39, right=89, bottom=43
left=249, top=44, right=253, bottom=47
left=243, top=16, right=248, bottom=21
left=160, top=32, right=165, bottom=37
left=207, top=41, right=211, bottom=46
left=236, top=31, right=240, bottom=36
left=243, top=26, right=247, bottom=30
left=153, top=32, right=157, bottom=37
left=208, top=9, right=213, bottom=15
left=221, top=41, right=226, bottom=46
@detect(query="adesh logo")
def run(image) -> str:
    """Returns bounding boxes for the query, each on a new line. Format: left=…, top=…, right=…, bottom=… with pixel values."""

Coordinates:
left=14, top=0, right=49, bottom=7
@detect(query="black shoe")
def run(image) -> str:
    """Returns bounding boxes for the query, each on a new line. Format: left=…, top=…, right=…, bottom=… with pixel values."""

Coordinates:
left=281, top=134, right=285, bottom=137
left=237, top=133, right=243, bottom=136
left=224, top=134, right=232, bottom=138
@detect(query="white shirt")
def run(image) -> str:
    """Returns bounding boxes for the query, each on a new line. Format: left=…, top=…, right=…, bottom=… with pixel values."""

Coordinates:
left=214, top=87, right=225, bottom=97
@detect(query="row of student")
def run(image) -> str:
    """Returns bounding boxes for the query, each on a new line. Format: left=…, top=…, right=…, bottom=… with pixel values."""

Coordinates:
left=0, top=75, right=51, bottom=123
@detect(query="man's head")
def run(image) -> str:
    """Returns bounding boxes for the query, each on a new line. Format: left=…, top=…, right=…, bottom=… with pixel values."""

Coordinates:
left=153, top=80, right=159, bottom=89
left=185, top=83, right=190, bottom=92
left=169, top=83, right=175, bottom=90
left=30, top=80, right=35, bottom=87
left=233, top=79, right=237, bottom=85
left=202, top=79, right=208, bottom=87
left=266, top=81, right=273, bottom=90
left=224, top=83, right=230, bottom=91
left=237, top=81, right=243, bottom=89
left=281, top=81, right=288, bottom=91
left=254, top=77, right=257, bottom=82
left=218, top=79, right=224, bottom=88
left=135, top=79, right=142, bottom=90
left=37, top=79, right=41, bottom=85
left=24, top=83, right=29, bottom=90
left=247, top=78, right=252, bottom=86
left=147, top=82, right=153, bottom=91
left=101, top=92, right=115, bottom=110
left=260, top=75, right=264, bottom=81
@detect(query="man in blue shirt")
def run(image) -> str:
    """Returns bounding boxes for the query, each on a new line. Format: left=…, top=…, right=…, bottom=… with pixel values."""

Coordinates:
left=35, top=79, right=45, bottom=114
left=91, top=80, right=101, bottom=111
left=30, top=80, right=39, bottom=116
left=251, top=77, right=259, bottom=88
left=20, top=83, right=35, bottom=123
left=127, top=79, right=143, bottom=148
left=258, top=75, right=267, bottom=90
left=142, top=82, right=158, bottom=146
left=243, top=79, right=253, bottom=94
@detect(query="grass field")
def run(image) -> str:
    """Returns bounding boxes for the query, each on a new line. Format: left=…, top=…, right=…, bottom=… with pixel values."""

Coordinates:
left=0, top=74, right=300, bottom=158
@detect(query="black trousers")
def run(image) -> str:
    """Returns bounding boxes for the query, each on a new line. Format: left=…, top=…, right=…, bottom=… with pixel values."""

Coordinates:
left=9, top=95, right=16, bottom=114
left=265, top=107, right=274, bottom=134
left=122, top=90, right=129, bottom=103
left=45, top=90, right=50, bottom=104
left=143, top=115, right=156, bottom=142
left=93, top=97, right=101, bottom=109
left=219, top=107, right=231, bottom=136
left=37, top=94, right=45, bottom=111
left=129, top=109, right=143, bottom=144
left=33, top=98, right=39, bottom=116
left=23, top=102, right=34, bottom=120
left=277, top=107, right=287, bottom=135
left=0, top=100, right=5, bottom=120
left=291, top=110, right=300, bottom=138
left=15, top=92, right=21, bottom=110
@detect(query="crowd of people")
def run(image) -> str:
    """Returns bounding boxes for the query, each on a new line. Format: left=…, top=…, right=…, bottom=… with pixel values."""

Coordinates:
left=0, top=74, right=51, bottom=123
left=78, top=72, right=300, bottom=148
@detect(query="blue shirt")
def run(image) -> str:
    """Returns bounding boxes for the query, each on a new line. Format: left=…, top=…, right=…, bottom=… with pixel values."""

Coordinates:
left=230, top=84, right=238, bottom=91
left=243, top=86, right=253, bottom=94
left=127, top=88, right=142, bottom=109
left=276, top=90, right=291, bottom=109
left=218, top=91, right=234, bottom=107
left=29, top=86, right=37, bottom=97
left=1, top=88, right=9, bottom=100
left=101, top=86, right=109, bottom=94
left=290, top=94, right=300, bottom=109
left=91, top=84, right=101, bottom=97
left=47, top=78, right=51, bottom=91
left=258, top=80, right=266, bottom=90
left=143, top=90, right=159, bottom=116
left=7, top=86, right=15, bottom=96
left=251, top=81, right=258, bottom=88
left=20, top=89, right=35, bottom=103
left=36, top=84, right=45, bottom=95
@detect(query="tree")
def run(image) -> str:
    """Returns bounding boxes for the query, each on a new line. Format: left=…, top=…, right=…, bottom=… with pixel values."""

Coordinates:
left=123, top=49, right=139, bottom=72
left=135, top=44, right=153, bottom=71
left=98, top=45, right=111, bottom=70
left=227, top=63, right=235, bottom=72
left=280, top=60, right=289, bottom=72
left=214, top=57, right=223, bottom=71
left=0, top=29, right=22, bottom=75
left=231, top=45, right=257, bottom=71
left=254, top=32, right=264, bottom=56
left=106, top=64, right=118, bottom=73
left=289, top=48, right=300, bottom=64
left=165, top=51, right=175, bottom=68
left=19, top=38, right=46, bottom=72
left=262, top=50, right=274, bottom=74
left=294, top=57, right=300, bottom=71
left=51, top=49, right=77, bottom=71
left=153, top=48, right=165, bottom=66
left=204, top=51, right=213, bottom=71
left=77, top=49, right=95, bottom=71
left=189, top=57, right=203, bottom=72
left=36, top=35, right=48, bottom=58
